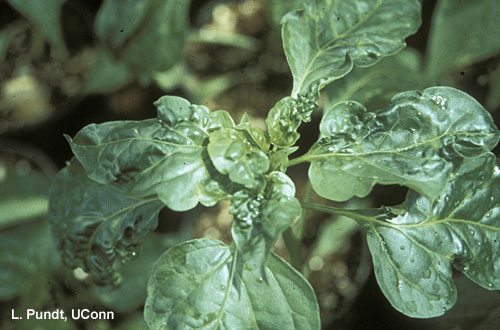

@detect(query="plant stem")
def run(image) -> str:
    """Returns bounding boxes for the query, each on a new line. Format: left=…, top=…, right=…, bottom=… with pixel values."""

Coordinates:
left=288, top=154, right=310, bottom=167
left=301, top=202, right=383, bottom=226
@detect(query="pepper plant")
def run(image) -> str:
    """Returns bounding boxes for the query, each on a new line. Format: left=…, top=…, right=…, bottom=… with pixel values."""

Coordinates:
left=48, top=0, right=500, bottom=328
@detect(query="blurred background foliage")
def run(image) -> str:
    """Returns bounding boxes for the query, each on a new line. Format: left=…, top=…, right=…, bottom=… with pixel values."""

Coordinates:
left=0, top=0, right=499, bottom=329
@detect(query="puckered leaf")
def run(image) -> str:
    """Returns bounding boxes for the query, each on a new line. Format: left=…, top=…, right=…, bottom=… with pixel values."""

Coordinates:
left=208, top=127, right=269, bottom=189
left=235, top=113, right=270, bottom=152
left=95, top=0, right=189, bottom=73
left=351, top=154, right=500, bottom=317
left=282, top=0, right=421, bottom=96
left=304, top=86, right=499, bottom=202
left=229, top=172, right=302, bottom=271
left=66, top=95, right=232, bottom=211
left=48, top=159, right=164, bottom=284
left=144, top=239, right=320, bottom=330
left=426, top=0, right=500, bottom=77
left=265, top=96, right=318, bottom=148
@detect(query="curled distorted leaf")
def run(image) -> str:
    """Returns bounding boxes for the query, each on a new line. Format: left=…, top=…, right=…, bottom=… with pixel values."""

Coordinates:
left=306, top=86, right=499, bottom=202
left=144, top=239, right=320, bottom=330
left=282, top=0, right=421, bottom=96
left=350, top=154, right=500, bottom=317
left=66, top=95, right=232, bottom=211
left=208, top=127, right=270, bottom=189
left=265, top=96, right=317, bottom=148
left=230, top=172, right=301, bottom=271
left=48, top=159, right=164, bottom=284
left=235, top=113, right=270, bottom=152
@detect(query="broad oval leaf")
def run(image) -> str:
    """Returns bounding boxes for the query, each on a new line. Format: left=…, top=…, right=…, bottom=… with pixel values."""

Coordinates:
left=356, top=154, right=500, bottom=317
left=282, top=0, right=421, bottom=96
left=144, top=238, right=320, bottom=330
left=306, top=86, right=499, bottom=202
left=66, top=95, right=231, bottom=211
left=48, top=159, right=164, bottom=284
left=230, top=172, right=302, bottom=270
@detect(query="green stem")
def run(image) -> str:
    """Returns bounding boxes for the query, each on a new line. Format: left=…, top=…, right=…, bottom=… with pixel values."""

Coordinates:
left=301, top=202, right=383, bottom=226
left=288, top=154, right=310, bottom=167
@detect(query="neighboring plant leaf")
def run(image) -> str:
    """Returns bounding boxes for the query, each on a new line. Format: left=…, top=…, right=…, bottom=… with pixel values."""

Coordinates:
left=144, top=239, right=320, bottom=330
left=66, top=95, right=232, bottom=211
left=48, top=159, right=164, bottom=284
left=95, top=0, right=190, bottom=73
left=426, top=0, right=500, bottom=77
left=486, top=63, right=500, bottom=111
left=229, top=172, right=302, bottom=271
left=7, top=0, right=67, bottom=54
left=208, top=127, right=269, bottom=189
left=83, top=47, right=133, bottom=94
left=305, top=86, right=499, bottom=202
left=325, top=48, right=434, bottom=110
left=333, top=154, right=500, bottom=317
left=0, top=165, right=50, bottom=229
left=267, top=0, right=303, bottom=25
left=0, top=221, right=57, bottom=301
left=282, top=0, right=421, bottom=96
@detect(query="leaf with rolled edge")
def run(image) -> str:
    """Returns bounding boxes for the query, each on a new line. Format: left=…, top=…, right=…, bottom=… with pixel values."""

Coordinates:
left=66, top=95, right=233, bottom=212
left=48, top=159, right=164, bottom=284
left=325, top=48, right=434, bottom=110
left=304, top=86, right=499, bottom=202
left=339, top=154, right=500, bottom=317
left=207, top=127, right=269, bottom=189
left=282, top=0, right=421, bottom=96
left=235, top=113, right=270, bottom=152
left=229, top=172, right=302, bottom=271
left=144, top=238, right=320, bottom=330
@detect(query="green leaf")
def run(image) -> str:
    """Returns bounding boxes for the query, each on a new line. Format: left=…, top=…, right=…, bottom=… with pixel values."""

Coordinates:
left=83, top=47, right=133, bottom=94
left=267, top=0, right=303, bottom=25
left=48, top=159, right=164, bottom=284
left=0, top=164, right=50, bottom=229
left=229, top=172, right=302, bottom=270
left=282, top=0, right=421, bottom=96
left=66, top=95, right=231, bottom=211
left=144, top=239, right=320, bottom=330
left=95, top=0, right=190, bottom=74
left=325, top=48, right=434, bottom=110
left=208, top=127, right=269, bottom=189
left=265, top=96, right=318, bottom=148
left=304, top=86, right=499, bottom=202
left=353, top=154, right=500, bottom=317
left=92, top=233, right=168, bottom=312
left=426, top=0, right=500, bottom=77
left=235, top=113, right=270, bottom=152
left=7, top=0, right=67, bottom=54
left=0, top=221, right=57, bottom=301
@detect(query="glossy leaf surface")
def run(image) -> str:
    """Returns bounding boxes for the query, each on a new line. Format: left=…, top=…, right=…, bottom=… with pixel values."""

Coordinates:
left=305, top=87, right=499, bottom=202
left=49, top=160, right=163, bottom=284
left=144, top=239, right=320, bottom=330
left=282, top=0, right=421, bottom=96
left=426, top=0, right=500, bottom=76
left=66, top=96, right=230, bottom=211
left=230, top=172, right=302, bottom=270
left=356, top=154, right=500, bottom=317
